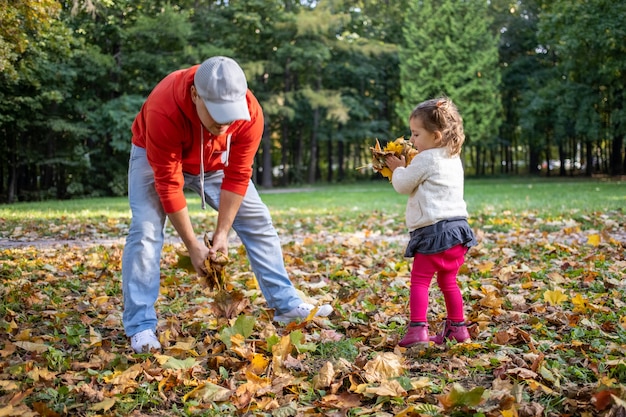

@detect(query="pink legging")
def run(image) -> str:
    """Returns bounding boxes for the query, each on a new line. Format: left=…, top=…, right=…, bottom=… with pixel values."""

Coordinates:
left=409, top=244, right=467, bottom=323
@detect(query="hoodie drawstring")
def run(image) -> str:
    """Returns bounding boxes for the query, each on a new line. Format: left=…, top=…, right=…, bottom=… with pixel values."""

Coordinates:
left=223, top=134, right=231, bottom=167
left=200, top=129, right=206, bottom=210
left=200, top=131, right=231, bottom=210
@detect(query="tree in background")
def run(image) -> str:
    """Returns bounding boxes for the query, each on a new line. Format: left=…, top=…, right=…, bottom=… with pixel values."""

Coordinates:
left=398, top=0, right=502, bottom=175
left=537, top=0, right=626, bottom=176
left=325, top=0, right=406, bottom=183
left=0, top=0, right=60, bottom=78
left=0, top=0, right=110, bottom=202
left=1, top=0, right=625, bottom=203
left=490, top=0, right=541, bottom=174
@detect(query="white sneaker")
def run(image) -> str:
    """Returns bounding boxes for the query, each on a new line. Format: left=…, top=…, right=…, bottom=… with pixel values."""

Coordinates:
left=130, top=329, right=161, bottom=353
left=273, top=303, right=333, bottom=323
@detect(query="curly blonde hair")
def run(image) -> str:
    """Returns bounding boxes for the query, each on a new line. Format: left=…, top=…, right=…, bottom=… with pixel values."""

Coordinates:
left=409, top=96, right=465, bottom=156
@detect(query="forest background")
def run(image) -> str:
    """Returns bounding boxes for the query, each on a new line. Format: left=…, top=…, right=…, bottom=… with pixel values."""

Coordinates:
left=1, top=0, right=625, bottom=204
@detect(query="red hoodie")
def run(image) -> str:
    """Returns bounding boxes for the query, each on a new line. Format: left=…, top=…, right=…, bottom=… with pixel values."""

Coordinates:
left=131, top=65, right=264, bottom=214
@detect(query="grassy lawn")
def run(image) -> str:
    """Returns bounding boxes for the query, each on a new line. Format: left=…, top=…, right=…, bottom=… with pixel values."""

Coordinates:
left=1, top=177, right=624, bottom=239
left=0, top=177, right=625, bottom=416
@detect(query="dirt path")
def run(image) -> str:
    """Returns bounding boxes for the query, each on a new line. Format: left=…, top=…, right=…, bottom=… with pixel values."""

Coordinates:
left=0, top=236, right=178, bottom=249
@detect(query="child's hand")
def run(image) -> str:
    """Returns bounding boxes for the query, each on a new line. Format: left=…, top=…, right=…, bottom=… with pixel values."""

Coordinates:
left=385, top=154, right=405, bottom=172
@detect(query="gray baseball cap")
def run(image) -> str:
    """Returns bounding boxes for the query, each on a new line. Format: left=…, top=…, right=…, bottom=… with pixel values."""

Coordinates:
left=194, top=56, right=251, bottom=124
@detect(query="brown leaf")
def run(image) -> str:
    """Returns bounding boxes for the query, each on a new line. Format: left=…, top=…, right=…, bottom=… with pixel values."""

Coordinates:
left=318, top=392, right=362, bottom=409
left=362, top=352, right=404, bottom=383
left=594, top=389, right=619, bottom=411
left=31, top=403, right=61, bottom=417
left=313, top=361, right=335, bottom=389
left=211, top=289, right=249, bottom=319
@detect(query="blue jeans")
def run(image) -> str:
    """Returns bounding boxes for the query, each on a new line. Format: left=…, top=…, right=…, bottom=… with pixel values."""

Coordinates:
left=122, top=145, right=303, bottom=336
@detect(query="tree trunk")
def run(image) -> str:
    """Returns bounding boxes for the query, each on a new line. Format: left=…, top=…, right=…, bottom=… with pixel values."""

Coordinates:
left=307, top=75, right=322, bottom=184
left=558, top=142, right=566, bottom=176
left=294, top=131, right=304, bottom=184
left=338, top=139, right=345, bottom=182
left=307, top=108, right=319, bottom=184
left=585, top=141, right=593, bottom=176
left=529, top=146, right=541, bottom=175
left=280, top=58, right=292, bottom=186
left=610, top=133, right=624, bottom=176
left=280, top=123, right=289, bottom=186
left=545, top=132, right=552, bottom=177
left=326, top=137, right=332, bottom=182
left=260, top=118, right=273, bottom=188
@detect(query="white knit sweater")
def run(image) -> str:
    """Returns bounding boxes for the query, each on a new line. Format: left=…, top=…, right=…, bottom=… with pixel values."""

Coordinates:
left=391, top=147, right=468, bottom=232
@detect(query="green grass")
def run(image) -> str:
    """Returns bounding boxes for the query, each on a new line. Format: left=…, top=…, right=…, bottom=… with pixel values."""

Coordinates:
left=0, top=177, right=624, bottom=233
left=263, top=177, right=625, bottom=215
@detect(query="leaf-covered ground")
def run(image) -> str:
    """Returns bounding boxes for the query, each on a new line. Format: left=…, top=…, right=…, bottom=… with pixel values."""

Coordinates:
left=1, top=208, right=625, bottom=417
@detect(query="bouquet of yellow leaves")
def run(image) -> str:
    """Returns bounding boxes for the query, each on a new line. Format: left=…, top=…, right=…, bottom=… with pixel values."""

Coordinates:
left=369, top=137, right=418, bottom=181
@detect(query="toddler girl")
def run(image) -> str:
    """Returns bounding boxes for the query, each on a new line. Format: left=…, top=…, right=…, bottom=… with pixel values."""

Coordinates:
left=386, top=96, right=477, bottom=347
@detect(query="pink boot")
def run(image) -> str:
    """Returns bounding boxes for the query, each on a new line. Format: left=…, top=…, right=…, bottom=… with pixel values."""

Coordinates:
left=430, top=319, right=471, bottom=345
left=399, top=322, right=429, bottom=347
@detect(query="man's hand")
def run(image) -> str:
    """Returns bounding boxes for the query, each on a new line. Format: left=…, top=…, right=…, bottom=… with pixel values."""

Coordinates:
left=188, top=242, right=210, bottom=277
left=167, top=206, right=210, bottom=275
left=202, top=234, right=229, bottom=291
left=209, top=231, right=229, bottom=261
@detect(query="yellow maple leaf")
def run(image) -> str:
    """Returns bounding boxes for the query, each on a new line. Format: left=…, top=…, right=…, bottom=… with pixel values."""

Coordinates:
left=571, top=293, right=587, bottom=313
left=586, top=234, right=601, bottom=246
left=104, top=364, right=142, bottom=385
left=477, top=261, right=494, bottom=274
left=271, top=334, right=293, bottom=376
left=527, top=379, right=554, bottom=394
left=544, top=289, right=568, bottom=306
left=479, top=287, right=503, bottom=309
left=501, top=408, right=518, bottom=417
left=247, top=353, right=269, bottom=375
left=410, top=377, right=431, bottom=389
left=598, top=375, right=619, bottom=387
left=27, top=367, right=57, bottom=382
left=379, top=166, right=393, bottom=181
left=385, top=139, right=404, bottom=155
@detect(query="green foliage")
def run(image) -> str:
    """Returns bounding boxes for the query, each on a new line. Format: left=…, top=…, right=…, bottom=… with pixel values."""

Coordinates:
left=0, top=0, right=61, bottom=79
left=399, top=0, right=502, bottom=159
left=218, top=315, right=255, bottom=348
left=120, top=5, right=194, bottom=92
left=290, top=330, right=317, bottom=353
left=315, top=338, right=359, bottom=362
left=1, top=0, right=625, bottom=203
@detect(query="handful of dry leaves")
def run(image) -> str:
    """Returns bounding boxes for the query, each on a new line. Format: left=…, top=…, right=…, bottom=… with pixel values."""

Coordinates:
left=369, top=137, right=418, bottom=181
left=201, top=234, right=230, bottom=291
